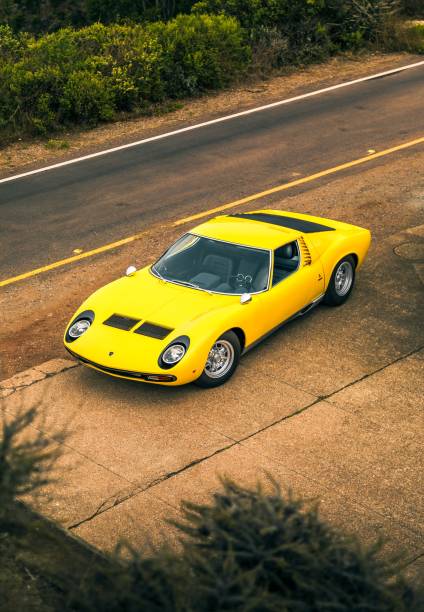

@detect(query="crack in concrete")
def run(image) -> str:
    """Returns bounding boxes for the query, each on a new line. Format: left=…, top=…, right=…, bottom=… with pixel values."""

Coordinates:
left=67, top=485, right=146, bottom=530
left=319, top=344, right=424, bottom=400
left=68, top=397, right=322, bottom=530
left=402, top=550, right=424, bottom=568
left=67, top=345, right=424, bottom=530
left=68, top=441, right=237, bottom=530
left=0, top=360, right=80, bottom=398
left=263, top=344, right=424, bottom=411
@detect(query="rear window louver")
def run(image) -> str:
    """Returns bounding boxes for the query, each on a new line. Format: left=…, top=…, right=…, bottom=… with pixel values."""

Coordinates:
left=298, top=236, right=312, bottom=266
left=230, top=212, right=335, bottom=233
left=103, top=314, right=140, bottom=330
left=134, top=322, right=173, bottom=340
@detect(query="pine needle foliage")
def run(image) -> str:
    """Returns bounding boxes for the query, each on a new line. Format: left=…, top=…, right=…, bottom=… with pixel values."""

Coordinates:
left=70, top=545, right=180, bottom=612
left=173, top=478, right=413, bottom=611
left=69, top=478, right=418, bottom=612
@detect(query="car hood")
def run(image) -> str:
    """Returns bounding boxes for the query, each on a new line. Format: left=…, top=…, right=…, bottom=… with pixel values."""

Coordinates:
left=83, top=267, right=237, bottom=330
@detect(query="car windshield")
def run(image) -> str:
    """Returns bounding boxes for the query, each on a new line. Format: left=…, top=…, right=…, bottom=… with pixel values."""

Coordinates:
left=151, top=233, right=270, bottom=295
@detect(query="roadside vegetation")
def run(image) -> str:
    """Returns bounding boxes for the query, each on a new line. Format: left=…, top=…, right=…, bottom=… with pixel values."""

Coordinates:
left=0, top=0, right=423, bottom=146
left=1, top=405, right=422, bottom=611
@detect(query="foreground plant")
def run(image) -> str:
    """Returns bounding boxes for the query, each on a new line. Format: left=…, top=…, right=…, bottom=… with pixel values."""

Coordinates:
left=70, top=478, right=419, bottom=611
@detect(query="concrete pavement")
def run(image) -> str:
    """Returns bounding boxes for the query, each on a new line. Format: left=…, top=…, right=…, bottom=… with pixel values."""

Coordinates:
left=2, top=348, right=423, bottom=576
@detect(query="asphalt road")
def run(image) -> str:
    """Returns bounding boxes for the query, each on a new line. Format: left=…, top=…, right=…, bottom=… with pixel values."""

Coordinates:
left=1, top=62, right=423, bottom=280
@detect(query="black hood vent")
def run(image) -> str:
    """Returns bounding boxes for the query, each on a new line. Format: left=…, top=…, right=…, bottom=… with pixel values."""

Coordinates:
left=134, top=322, right=173, bottom=340
left=103, top=314, right=140, bottom=330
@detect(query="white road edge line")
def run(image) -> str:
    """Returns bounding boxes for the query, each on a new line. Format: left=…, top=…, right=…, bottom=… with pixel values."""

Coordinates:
left=1, top=59, right=423, bottom=186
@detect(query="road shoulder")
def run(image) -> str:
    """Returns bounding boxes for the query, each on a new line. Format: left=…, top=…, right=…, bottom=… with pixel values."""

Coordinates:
left=0, top=52, right=419, bottom=179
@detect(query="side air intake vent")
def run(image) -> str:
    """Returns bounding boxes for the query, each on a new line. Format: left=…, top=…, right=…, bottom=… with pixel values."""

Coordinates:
left=134, top=322, right=173, bottom=340
left=298, top=236, right=312, bottom=266
left=103, top=314, right=140, bottom=330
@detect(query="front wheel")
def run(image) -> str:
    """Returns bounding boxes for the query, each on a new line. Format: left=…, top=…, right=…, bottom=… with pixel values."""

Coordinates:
left=194, top=331, right=241, bottom=388
left=323, top=256, right=356, bottom=306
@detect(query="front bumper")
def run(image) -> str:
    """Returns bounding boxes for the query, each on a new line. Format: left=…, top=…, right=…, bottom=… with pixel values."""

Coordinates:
left=65, top=347, right=177, bottom=384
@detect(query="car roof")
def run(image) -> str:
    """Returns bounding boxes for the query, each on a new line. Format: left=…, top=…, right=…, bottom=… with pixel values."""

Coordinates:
left=192, top=211, right=302, bottom=250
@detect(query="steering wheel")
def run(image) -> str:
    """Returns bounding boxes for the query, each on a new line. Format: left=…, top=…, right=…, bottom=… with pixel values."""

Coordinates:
left=229, top=273, right=253, bottom=290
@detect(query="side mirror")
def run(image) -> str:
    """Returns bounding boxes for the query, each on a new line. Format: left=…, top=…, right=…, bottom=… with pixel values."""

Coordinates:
left=240, top=293, right=252, bottom=305
left=126, top=265, right=137, bottom=277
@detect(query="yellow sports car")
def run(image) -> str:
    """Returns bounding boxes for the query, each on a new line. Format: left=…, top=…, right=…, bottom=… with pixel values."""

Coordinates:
left=64, top=210, right=371, bottom=387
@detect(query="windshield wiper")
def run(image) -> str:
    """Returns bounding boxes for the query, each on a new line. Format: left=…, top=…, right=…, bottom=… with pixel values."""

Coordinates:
left=152, top=269, right=211, bottom=294
left=176, top=280, right=212, bottom=295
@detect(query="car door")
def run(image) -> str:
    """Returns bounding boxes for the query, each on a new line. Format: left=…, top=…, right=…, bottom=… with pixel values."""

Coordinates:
left=243, top=237, right=324, bottom=345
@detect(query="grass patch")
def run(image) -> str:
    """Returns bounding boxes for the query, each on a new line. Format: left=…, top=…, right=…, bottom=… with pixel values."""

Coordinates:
left=44, top=139, right=70, bottom=150
left=153, top=101, right=185, bottom=115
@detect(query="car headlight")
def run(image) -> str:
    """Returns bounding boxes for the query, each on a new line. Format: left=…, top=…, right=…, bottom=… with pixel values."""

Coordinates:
left=68, top=319, right=91, bottom=339
left=162, top=344, right=186, bottom=365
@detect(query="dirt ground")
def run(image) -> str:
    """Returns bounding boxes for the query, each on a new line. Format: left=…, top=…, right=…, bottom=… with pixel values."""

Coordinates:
left=0, top=52, right=416, bottom=177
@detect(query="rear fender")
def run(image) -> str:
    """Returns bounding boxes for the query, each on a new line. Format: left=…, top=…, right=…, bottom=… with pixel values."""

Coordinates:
left=309, top=229, right=371, bottom=287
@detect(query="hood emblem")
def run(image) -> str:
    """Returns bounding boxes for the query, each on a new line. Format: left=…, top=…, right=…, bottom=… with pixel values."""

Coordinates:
left=109, top=351, right=114, bottom=356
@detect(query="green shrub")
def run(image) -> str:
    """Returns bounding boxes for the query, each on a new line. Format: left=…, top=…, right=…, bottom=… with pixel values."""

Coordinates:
left=0, top=17, right=248, bottom=142
left=407, top=22, right=424, bottom=51
left=69, top=549, right=179, bottom=612
left=324, top=0, right=400, bottom=48
left=400, top=0, right=424, bottom=17
left=192, top=0, right=400, bottom=66
left=192, top=0, right=334, bottom=64
left=175, top=479, right=414, bottom=610
left=152, top=14, right=250, bottom=97
left=0, top=0, right=198, bottom=34
left=60, top=70, right=115, bottom=124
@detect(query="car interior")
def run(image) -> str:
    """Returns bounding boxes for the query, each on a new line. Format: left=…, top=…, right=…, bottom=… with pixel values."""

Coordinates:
left=272, top=241, right=300, bottom=285
left=154, top=234, right=300, bottom=295
left=154, top=235, right=270, bottom=294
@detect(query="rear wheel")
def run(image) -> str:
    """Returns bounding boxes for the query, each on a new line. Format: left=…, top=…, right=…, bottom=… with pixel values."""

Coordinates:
left=323, top=256, right=356, bottom=306
left=194, top=331, right=241, bottom=388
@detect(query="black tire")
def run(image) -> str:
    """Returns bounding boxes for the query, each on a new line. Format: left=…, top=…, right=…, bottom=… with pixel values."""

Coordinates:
left=323, top=255, right=356, bottom=306
left=194, top=331, right=241, bottom=388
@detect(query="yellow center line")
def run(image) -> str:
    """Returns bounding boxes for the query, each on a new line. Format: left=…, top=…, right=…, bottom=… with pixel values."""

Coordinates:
left=1, top=135, right=423, bottom=288
left=173, top=136, right=424, bottom=226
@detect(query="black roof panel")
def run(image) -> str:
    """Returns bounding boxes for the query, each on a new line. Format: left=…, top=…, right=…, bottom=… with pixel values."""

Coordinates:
left=230, top=213, right=335, bottom=233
